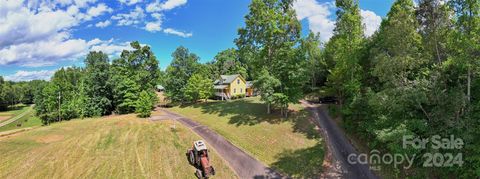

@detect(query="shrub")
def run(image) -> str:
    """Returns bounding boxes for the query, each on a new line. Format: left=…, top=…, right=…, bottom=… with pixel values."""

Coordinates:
left=135, top=90, right=156, bottom=118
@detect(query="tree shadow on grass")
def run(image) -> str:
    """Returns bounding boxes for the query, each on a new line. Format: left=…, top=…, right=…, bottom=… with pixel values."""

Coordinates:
left=179, top=98, right=288, bottom=126
left=271, top=143, right=324, bottom=178
left=177, top=98, right=326, bottom=177
left=178, top=98, right=322, bottom=140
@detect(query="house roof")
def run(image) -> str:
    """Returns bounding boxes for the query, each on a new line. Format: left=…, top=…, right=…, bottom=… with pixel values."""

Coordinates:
left=214, top=74, right=245, bottom=85
left=214, top=85, right=228, bottom=89
left=156, top=85, right=164, bottom=90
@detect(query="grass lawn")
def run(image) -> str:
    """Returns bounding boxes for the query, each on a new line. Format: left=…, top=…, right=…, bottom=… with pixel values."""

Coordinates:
left=0, top=106, right=42, bottom=132
left=0, top=114, right=236, bottom=179
left=167, top=96, right=324, bottom=178
left=0, top=104, right=30, bottom=118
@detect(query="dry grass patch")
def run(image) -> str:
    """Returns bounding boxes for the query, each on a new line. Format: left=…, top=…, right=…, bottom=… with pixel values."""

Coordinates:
left=0, top=114, right=236, bottom=179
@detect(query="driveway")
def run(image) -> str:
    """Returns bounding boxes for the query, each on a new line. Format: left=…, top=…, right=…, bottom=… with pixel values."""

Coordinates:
left=301, top=100, right=378, bottom=179
left=153, top=109, right=282, bottom=179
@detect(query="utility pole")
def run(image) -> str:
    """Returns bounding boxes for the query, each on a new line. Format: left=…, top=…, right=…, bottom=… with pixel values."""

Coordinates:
left=58, top=90, right=61, bottom=122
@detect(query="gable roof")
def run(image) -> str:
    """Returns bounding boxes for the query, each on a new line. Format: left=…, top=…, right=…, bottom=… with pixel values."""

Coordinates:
left=214, top=74, right=246, bottom=85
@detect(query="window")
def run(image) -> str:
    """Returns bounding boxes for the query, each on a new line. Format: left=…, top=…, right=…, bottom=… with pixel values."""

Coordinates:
left=234, top=88, right=236, bottom=93
left=240, top=88, right=243, bottom=93
left=237, top=79, right=240, bottom=84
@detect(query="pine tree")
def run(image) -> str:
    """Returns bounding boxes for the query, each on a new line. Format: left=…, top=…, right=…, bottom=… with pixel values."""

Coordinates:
left=135, top=90, right=155, bottom=118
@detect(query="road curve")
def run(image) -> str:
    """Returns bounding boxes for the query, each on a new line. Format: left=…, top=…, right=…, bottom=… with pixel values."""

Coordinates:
left=155, top=109, right=282, bottom=179
left=301, top=101, right=379, bottom=179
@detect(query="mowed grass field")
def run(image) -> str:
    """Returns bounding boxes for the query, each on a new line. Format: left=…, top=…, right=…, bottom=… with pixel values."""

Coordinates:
left=167, top=96, right=324, bottom=178
left=0, top=114, right=236, bottom=179
left=0, top=105, right=42, bottom=132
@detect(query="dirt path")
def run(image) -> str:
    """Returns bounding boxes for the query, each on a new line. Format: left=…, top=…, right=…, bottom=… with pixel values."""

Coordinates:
left=152, top=109, right=282, bottom=179
left=301, top=100, right=378, bottom=179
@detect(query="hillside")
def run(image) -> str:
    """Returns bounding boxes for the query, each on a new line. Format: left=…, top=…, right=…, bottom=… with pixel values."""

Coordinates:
left=0, top=114, right=236, bottom=178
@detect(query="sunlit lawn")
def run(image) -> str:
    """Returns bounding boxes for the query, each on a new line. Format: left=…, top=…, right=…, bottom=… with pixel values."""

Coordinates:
left=167, top=96, right=324, bottom=178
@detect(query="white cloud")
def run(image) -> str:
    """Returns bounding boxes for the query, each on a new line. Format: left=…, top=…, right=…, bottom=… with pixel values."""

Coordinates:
left=4, top=70, right=56, bottom=82
left=293, top=0, right=335, bottom=42
left=361, top=9, right=382, bottom=37
left=0, top=34, right=89, bottom=67
left=89, top=39, right=134, bottom=58
left=163, top=28, right=192, bottom=37
left=86, top=3, right=113, bottom=20
left=151, top=13, right=163, bottom=20
left=294, top=0, right=382, bottom=41
left=146, top=0, right=187, bottom=12
left=95, top=20, right=111, bottom=28
left=119, top=0, right=142, bottom=6
left=145, top=21, right=162, bottom=32
left=0, top=6, right=77, bottom=48
left=112, top=6, right=145, bottom=26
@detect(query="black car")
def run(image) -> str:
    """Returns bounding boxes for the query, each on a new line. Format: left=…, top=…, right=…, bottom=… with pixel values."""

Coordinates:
left=318, top=96, right=337, bottom=104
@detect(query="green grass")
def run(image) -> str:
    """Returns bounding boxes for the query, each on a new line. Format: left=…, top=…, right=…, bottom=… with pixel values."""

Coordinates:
left=0, top=104, right=29, bottom=116
left=0, top=114, right=236, bottom=179
left=0, top=105, right=42, bottom=132
left=167, top=96, right=324, bottom=178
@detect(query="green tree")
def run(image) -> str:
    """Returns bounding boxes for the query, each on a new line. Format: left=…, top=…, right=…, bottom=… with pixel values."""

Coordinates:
left=83, top=51, right=113, bottom=116
left=254, top=69, right=281, bottom=114
left=135, top=90, right=156, bottom=118
left=300, top=31, right=325, bottom=90
left=236, top=0, right=306, bottom=116
left=111, top=41, right=160, bottom=113
left=212, top=49, right=247, bottom=79
left=164, top=46, right=200, bottom=103
left=416, top=0, right=452, bottom=64
left=185, top=73, right=213, bottom=102
left=324, top=0, right=364, bottom=105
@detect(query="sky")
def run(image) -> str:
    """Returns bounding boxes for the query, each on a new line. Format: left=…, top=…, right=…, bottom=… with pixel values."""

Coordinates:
left=0, top=0, right=395, bottom=82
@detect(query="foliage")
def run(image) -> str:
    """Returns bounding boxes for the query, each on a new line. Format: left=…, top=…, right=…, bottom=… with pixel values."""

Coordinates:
left=83, top=51, right=113, bottom=116
left=164, top=46, right=200, bottom=103
left=33, top=41, right=159, bottom=123
left=236, top=0, right=306, bottom=117
left=211, top=48, right=248, bottom=79
left=135, top=90, right=156, bottom=118
left=184, top=73, right=214, bottom=102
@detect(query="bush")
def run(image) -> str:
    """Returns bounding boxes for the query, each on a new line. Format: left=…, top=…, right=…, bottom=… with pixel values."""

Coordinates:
left=135, top=90, right=156, bottom=118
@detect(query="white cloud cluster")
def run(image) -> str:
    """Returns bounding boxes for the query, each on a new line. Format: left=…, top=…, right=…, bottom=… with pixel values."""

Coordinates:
left=360, top=9, right=382, bottom=37
left=4, top=70, right=56, bottom=82
left=88, top=38, right=134, bottom=58
left=85, top=3, right=113, bottom=20
left=95, top=20, right=111, bottom=28
left=146, top=0, right=187, bottom=12
left=119, top=0, right=142, bottom=6
left=293, top=0, right=336, bottom=42
left=0, top=0, right=129, bottom=67
left=293, top=0, right=382, bottom=42
left=112, top=6, right=146, bottom=26
left=110, top=0, right=190, bottom=37
left=163, top=28, right=192, bottom=38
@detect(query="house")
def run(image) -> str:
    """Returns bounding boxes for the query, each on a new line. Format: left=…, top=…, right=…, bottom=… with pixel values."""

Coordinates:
left=214, top=74, right=254, bottom=100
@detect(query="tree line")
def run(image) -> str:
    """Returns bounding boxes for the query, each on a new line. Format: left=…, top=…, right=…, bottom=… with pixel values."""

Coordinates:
left=316, top=0, right=478, bottom=177
left=0, top=78, right=46, bottom=110
left=32, top=42, right=160, bottom=124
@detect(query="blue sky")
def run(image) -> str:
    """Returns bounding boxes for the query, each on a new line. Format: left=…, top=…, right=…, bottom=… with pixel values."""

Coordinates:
left=0, top=0, right=395, bottom=81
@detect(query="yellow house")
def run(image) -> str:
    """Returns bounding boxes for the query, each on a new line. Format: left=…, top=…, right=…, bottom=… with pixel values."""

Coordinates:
left=214, top=74, right=250, bottom=100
